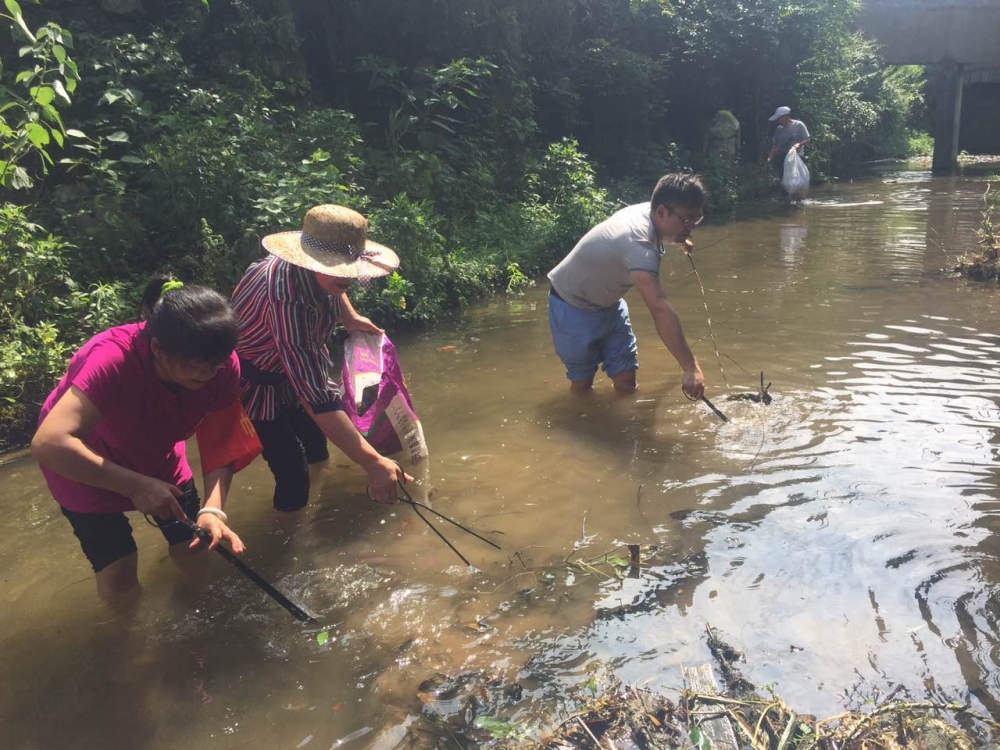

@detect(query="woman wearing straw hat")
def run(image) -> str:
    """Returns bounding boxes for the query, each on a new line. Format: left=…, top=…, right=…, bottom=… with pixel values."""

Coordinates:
left=231, top=205, right=411, bottom=511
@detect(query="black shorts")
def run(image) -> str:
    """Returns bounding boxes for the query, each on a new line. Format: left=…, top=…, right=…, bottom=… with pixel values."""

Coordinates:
left=60, top=480, right=201, bottom=573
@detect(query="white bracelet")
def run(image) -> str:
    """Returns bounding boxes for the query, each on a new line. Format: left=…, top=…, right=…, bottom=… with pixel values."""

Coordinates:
left=197, top=507, right=228, bottom=523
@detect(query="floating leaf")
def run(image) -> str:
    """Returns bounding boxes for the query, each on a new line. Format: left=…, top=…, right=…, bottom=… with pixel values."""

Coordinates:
left=106, top=131, right=129, bottom=143
left=689, top=726, right=712, bottom=750
left=119, top=155, right=145, bottom=164
left=316, top=631, right=329, bottom=646
left=65, top=129, right=85, bottom=138
left=473, top=716, right=526, bottom=740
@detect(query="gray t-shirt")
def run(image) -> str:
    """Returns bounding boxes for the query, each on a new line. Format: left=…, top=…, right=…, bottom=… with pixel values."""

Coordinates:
left=547, top=203, right=662, bottom=311
left=773, top=120, right=809, bottom=157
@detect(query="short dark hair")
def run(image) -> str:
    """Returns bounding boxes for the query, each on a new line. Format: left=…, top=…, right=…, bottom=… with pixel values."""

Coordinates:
left=139, top=275, right=239, bottom=366
left=650, top=173, right=707, bottom=212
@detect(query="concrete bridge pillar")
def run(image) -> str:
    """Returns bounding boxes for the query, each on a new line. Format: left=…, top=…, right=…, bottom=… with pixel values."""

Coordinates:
left=932, top=60, right=964, bottom=174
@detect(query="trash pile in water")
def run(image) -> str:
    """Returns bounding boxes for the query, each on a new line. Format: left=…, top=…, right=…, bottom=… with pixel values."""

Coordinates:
left=399, top=626, right=997, bottom=750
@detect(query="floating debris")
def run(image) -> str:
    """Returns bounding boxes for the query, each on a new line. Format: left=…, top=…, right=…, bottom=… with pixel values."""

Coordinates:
left=399, top=626, right=998, bottom=750
left=727, top=370, right=773, bottom=405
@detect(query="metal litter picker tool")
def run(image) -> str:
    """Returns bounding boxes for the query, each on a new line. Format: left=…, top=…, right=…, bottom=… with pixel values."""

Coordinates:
left=147, top=515, right=316, bottom=623
left=369, top=481, right=502, bottom=567
left=185, top=519, right=316, bottom=623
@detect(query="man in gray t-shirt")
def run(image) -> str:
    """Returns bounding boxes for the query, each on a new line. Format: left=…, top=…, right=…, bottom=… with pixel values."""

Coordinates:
left=547, top=174, right=707, bottom=399
left=766, top=106, right=811, bottom=168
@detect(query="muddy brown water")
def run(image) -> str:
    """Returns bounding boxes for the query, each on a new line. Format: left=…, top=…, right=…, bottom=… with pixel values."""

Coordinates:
left=3, top=165, right=1000, bottom=749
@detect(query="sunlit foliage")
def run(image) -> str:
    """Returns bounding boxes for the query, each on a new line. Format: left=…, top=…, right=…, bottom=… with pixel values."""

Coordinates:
left=0, top=0, right=926, bottom=446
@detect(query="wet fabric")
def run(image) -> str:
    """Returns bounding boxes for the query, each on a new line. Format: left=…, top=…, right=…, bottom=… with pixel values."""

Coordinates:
left=252, top=405, right=330, bottom=512
left=61, top=480, right=200, bottom=572
left=38, top=323, right=240, bottom=514
left=547, top=203, right=663, bottom=311
left=548, top=290, right=638, bottom=381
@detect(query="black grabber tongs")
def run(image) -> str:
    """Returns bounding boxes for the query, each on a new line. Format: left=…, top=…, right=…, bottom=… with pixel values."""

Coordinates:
left=368, top=479, right=501, bottom=566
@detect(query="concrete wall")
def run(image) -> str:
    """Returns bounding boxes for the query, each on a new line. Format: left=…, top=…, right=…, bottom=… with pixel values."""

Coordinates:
left=857, top=1, right=1000, bottom=64
left=960, top=82, right=1000, bottom=153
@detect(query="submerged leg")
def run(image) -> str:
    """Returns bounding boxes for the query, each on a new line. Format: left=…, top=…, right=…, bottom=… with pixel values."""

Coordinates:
left=95, top=551, right=140, bottom=599
left=570, top=374, right=596, bottom=395
left=254, top=410, right=312, bottom=512
left=610, top=368, right=638, bottom=396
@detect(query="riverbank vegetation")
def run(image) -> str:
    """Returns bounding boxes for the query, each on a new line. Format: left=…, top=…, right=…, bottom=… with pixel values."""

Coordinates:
left=2, top=0, right=930, bottom=448
left=957, top=180, right=1000, bottom=282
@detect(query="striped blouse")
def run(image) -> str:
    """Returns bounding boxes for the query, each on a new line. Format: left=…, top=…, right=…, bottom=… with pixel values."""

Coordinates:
left=231, top=255, right=343, bottom=421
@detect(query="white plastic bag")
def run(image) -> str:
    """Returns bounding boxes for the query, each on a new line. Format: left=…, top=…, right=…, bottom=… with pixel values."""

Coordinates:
left=781, top=148, right=810, bottom=199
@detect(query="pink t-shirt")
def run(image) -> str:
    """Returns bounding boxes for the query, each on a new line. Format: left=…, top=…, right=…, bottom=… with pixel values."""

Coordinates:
left=38, top=323, right=241, bottom=513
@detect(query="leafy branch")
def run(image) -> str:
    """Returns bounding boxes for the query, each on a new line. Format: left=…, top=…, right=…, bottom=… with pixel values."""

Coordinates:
left=0, top=0, right=81, bottom=189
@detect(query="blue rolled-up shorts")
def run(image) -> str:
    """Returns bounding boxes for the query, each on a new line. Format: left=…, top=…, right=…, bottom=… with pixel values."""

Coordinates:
left=548, top=289, right=638, bottom=382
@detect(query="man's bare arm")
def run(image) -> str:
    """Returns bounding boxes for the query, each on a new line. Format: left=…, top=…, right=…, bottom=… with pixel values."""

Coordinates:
left=631, top=270, right=705, bottom=399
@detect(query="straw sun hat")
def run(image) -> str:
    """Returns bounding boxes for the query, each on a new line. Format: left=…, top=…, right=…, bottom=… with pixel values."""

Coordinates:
left=261, top=205, right=400, bottom=280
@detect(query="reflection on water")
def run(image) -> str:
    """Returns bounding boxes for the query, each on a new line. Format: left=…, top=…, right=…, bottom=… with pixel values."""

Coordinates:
left=3, top=164, right=1000, bottom=748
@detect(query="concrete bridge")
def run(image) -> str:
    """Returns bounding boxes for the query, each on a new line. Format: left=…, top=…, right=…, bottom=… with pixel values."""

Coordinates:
left=856, top=0, right=1000, bottom=171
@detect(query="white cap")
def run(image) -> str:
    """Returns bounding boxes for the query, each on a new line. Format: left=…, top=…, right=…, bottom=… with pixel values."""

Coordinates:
left=768, top=106, right=791, bottom=122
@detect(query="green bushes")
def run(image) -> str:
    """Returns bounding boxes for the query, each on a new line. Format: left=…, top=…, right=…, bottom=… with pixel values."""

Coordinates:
left=0, top=205, right=130, bottom=449
left=0, top=0, right=934, bottom=447
left=356, top=140, right=613, bottom=324
left=957, top=179, right=1000, bottom=282
left=0, top=3, right=126, bottom=449
left=795, top=24, right=928, bottom=174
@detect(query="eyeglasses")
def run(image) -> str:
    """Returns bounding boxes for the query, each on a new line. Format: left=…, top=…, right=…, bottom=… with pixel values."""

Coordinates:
left=672, top=209, right=704, bottom=228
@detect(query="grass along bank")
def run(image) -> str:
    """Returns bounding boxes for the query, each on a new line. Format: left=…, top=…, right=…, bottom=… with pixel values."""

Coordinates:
left=956, top=179, right=1000, bottom=282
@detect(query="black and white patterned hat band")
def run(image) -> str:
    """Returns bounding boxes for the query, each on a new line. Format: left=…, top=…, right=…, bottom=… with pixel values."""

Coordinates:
left=301, top=232, right=377, bottom=261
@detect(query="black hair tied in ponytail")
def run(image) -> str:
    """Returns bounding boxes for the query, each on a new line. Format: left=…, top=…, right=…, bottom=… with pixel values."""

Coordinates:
left=139, top=274, right=239, bottom=366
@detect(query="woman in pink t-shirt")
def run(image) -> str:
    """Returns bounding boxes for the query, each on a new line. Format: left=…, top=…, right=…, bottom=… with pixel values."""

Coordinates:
left=32, top=276, right=248, bottom=599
